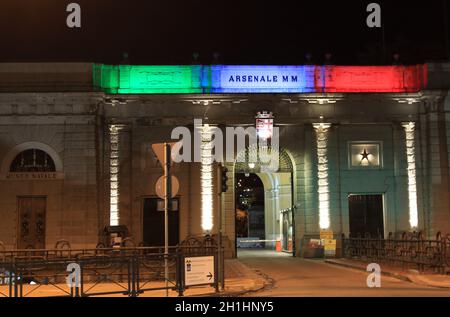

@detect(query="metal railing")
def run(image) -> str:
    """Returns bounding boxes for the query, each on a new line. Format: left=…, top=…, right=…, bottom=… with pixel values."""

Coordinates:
left=0, top=245, right=220, bottom=297
left=342, top=232, right=450, bottom=274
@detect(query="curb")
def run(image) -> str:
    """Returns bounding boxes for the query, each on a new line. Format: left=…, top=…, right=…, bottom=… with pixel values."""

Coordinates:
left=324, top=259, right=413, bottom=283
left=324, top=259, right=450, bottom=289
left=191, top=267, right=274, bottom=297
left=189, top=280, right=267, bottom=297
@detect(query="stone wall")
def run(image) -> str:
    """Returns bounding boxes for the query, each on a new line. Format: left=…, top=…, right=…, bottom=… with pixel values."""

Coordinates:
left=0, top=93, right=100, bottom=249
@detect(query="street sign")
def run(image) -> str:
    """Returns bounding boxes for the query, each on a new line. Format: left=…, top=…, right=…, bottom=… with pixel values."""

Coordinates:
left=320, top=229, right=334, bottom=240
left=157, top=198, right=179, bottom=211
left=155, top=175, right=179, bottom=199
left=184, top=256, right=215, bottom=286
left=320, top=229, right=336, bottom=256
left=324, top=239, right=337, bottom=257
left=151, top=142, right=180, bottom=166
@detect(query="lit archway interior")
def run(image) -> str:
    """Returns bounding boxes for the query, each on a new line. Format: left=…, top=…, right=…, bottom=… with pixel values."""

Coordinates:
left=234, top=146, right=294, bottom=254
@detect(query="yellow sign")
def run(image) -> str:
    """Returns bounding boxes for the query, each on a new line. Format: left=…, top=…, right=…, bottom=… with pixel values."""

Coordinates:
left=320, top=229, right=334, bottom=240
left=323, top=239, right=337, bottom=251
left=323, top=238, right=337, bottom=257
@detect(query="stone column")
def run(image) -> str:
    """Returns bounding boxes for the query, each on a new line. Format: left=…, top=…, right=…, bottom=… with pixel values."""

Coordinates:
left=200, top=124, right=214, bottom=233
left=402, top=122, right=419, bottom=230
left=313, top=123, right=332, bottom=230
left=418, top=96, right=450, bottom=237
left=108, top=124, right=126, bottom=227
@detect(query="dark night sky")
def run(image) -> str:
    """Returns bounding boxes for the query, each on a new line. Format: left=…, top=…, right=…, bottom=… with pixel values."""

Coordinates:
left=0, top=0, right=449, bottom=65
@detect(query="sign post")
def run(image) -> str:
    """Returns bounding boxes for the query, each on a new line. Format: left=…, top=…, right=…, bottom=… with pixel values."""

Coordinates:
left=152, top=142, right=177, bottom=297
left=217, top=165, right=224, bottom=291
left=184, top=256, right=215, bottom=287
left=164, top=143, right=171, bottom=297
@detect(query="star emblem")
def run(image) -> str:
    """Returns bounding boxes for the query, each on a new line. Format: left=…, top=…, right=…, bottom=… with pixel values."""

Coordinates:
left=360, top=148, right=370, bottom=164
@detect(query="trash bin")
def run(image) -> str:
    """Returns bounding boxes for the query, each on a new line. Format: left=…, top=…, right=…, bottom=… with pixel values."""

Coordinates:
left=275, top=239, right=282, bottom=252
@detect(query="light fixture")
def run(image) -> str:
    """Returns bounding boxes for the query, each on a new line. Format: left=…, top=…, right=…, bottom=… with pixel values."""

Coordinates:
left=248, top=163, right=256, bottom=169
left=256, top=111, right=274, bottom=141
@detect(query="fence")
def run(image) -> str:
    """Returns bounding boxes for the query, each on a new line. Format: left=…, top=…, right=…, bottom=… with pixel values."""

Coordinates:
left=342, top=232, right=450, bottom=274
left=0, top=245, right=220, bottom=297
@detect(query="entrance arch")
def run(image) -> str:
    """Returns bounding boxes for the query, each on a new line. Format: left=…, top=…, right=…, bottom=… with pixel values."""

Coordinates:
left=234, top=145, right=295, bottom=256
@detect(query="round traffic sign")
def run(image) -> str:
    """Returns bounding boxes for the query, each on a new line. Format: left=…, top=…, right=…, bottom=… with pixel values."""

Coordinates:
left=155, top=175, right=179, bottom=199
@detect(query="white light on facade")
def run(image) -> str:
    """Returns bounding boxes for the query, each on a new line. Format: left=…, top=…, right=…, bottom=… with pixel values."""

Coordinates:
left=313, top=123, right=331, bottom=230
left=256, top=112, right=274, bottom=140
left=403, top=122, right=418, bottom=229
left=109, top=125, right=121, bottom=226
left=201, top=124, right=214, bottom=232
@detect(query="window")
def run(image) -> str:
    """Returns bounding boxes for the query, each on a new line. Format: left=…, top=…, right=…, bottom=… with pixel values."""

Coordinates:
left=10, top=149, right=56, bottom=172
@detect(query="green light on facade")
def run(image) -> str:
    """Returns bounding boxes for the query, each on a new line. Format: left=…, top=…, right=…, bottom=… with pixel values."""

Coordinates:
left=94, top=64, right=204, bottom=94
left=93, top=64, right=119, bottom=94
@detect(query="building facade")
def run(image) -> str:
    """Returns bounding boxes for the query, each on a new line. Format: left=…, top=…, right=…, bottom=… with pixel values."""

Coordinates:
left=0, top=62, right=449, bottom=257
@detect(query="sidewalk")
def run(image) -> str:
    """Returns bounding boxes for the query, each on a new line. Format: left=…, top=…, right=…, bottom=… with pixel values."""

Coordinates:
left=0, top=259, right=269, bottom=297
left=325, top=258, right=450, bottom=289
left=219, top=258, right=270, bottom=296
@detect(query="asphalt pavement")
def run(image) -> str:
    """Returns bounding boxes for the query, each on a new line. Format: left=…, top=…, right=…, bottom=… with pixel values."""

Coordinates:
left=237, top=249, right=450, bottom=297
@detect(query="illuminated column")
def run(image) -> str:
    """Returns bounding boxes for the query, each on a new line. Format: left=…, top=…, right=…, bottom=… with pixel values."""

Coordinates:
left=109, top=125, right=121, bottom=226
left=313, top=123, right=331, bottom=230
left=201, top=124, right=214, bottom=232
left=403, top=122, right=418, bottom=229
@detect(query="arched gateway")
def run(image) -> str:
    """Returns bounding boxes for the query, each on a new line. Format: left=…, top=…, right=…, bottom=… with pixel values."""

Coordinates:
left=233, top=145, right=296, bottom=256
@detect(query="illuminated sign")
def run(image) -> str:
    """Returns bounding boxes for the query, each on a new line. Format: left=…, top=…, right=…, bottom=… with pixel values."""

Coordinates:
left=94, top=64, right=427, bottom=94
left=210, top=65, right=316, bottom=93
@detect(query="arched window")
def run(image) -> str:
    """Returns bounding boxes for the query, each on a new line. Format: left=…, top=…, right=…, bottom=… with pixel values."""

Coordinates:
left=10, top=149, right=56, bottom=172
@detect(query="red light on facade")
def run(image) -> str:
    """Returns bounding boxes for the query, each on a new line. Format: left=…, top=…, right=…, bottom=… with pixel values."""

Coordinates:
left=317, top=65, right=427, bottom=93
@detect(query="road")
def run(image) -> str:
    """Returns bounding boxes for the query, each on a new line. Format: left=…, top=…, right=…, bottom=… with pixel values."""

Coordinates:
left=237, top=249, right=450, bottom=297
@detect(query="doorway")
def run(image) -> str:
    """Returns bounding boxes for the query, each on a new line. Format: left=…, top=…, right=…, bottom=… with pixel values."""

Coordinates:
left=235, top=173, right=265, bottom=248
left=143, top=197, right=180, bottom=247
left=348, top=194, right=384, bottom=238
left=17, top=197, right=46, bottom=249
left=234, top=147, right=295, bottom=257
